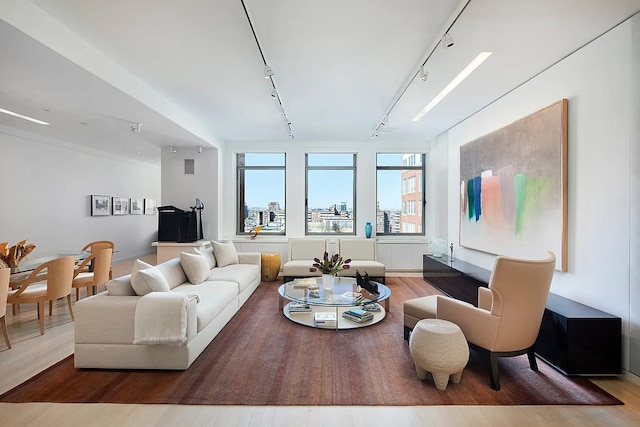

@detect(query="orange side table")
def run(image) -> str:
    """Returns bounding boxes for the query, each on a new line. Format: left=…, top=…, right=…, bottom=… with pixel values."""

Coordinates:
left=261, top=253, right=281, bottom=282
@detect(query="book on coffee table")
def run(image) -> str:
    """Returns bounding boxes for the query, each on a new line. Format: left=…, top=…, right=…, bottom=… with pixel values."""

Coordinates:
left=288, top=302, right=312, bottom=313
left=314, top=312, right=337, bottom=327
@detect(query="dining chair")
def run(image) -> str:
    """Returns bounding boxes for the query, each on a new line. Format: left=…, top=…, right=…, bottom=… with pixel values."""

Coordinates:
left=81, top=240, right=115, bottom=278
left=7, top=256, right=76, bottom=335
left=72, top=248, right=113, bottom=300
left=0, top=268, right=11, bottom=348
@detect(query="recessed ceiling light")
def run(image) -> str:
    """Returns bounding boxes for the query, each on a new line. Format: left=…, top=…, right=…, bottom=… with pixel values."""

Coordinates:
left=0, top=107, right=50, bottom=125
left=412, top=52, right=492, bottom=122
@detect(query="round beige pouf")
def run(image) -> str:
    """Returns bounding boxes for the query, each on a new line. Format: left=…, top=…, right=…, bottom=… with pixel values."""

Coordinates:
left=409, top=319, right=469, bottom=391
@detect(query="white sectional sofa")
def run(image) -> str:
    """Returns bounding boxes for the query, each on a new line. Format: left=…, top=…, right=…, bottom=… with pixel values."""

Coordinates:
left=74, top=241, right=261, bottom=370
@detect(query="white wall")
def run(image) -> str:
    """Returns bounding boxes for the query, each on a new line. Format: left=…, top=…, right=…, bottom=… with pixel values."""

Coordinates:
left=433, top=16, right=638, bottom=371
left=0, top=127, right=160, bottom=261
left=629, top=13, right=640, bottom=375
left=161, top=146, right=219, bottom=241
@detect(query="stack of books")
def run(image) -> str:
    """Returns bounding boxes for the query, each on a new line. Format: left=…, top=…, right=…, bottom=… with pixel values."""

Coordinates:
left=314, top=312, right=337, bottom=327
left=289, top=302, right=311, bottom=313
left=342, top=308, right=374, bottom=323
left=361, top=303, right=381, bottom=312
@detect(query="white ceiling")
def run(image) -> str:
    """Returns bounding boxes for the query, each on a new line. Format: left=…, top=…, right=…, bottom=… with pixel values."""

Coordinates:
left=1, top=0, right=639, bottom=166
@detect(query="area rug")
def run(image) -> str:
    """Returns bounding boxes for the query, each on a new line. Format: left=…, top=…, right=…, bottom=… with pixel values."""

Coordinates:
left=0, top=277, right=622, bottom=406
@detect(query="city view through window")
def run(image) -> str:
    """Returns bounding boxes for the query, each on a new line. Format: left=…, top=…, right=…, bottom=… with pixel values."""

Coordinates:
left=238, top=153, right=424, bottom=235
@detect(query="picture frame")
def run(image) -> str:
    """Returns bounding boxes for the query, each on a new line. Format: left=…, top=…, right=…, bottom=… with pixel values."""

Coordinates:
left=144, top=198, right=157, bottom=215
left=130, top=198, right=144, bottom=215
left=91, top=195, right=111, bottom=216
left=112, top=197, right=129, bottom=215
left=459, top=99, right=568, bottom=271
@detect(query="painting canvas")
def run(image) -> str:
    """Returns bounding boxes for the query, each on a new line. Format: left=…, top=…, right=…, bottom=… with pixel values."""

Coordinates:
left=459, top=99, right=568, bottom=271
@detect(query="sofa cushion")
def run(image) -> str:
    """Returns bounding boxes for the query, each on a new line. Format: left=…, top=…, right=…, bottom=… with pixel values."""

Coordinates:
left=131, top=265, right=171, bottom=295
left=105, top=274, right=136, bottom=296
left=201, top=246, right=217, bottom=269
left=180, top=249, right=210, bottom=284
left=171, top=281, right=238, bottom=332
left=207, top=264, right=260, bottom=293
left=154, top=258, right=188, bottom=290
left=212, top=241, right=238, bottom=267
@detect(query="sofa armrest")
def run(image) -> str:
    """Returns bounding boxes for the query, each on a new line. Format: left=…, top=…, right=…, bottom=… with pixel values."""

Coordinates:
left=238, top=252, right=261, bottom=267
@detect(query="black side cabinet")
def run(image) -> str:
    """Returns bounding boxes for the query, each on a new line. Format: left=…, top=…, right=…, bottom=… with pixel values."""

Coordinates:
left=534, top=293, right=621, bottom=376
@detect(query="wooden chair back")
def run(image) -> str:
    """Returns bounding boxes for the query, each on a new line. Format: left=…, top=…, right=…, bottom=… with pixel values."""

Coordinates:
left=0, top=268, right=9, bottom=317
left=43, top=256, right=76, bottom=300
left=82, top=240, right=115, bottom=253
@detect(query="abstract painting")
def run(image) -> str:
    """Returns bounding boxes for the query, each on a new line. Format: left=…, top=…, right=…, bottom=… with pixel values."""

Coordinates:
left=459, top=99, right=568, bottom=271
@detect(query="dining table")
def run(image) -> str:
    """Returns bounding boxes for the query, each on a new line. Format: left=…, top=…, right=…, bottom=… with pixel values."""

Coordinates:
left=8, top=251, right=91, bottom=284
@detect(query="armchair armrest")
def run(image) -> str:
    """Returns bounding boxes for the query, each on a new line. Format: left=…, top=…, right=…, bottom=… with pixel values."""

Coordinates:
left=436, top=295, right=500, bottom=350
left=478, top=287, right=492, bottom=311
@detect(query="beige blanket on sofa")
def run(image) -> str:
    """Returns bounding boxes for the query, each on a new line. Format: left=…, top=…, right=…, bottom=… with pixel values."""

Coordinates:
left=133, top=292, right=199, bottom=346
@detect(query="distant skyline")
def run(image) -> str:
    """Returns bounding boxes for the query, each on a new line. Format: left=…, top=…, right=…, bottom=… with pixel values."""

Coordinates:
left=243, top=153, right=417, bottom=210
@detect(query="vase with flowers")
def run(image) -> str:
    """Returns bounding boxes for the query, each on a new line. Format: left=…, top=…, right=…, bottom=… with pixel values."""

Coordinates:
left=310, top=252, right=351, bottom=290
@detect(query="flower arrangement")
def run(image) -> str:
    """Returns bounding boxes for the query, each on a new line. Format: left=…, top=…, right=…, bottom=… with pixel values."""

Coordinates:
left=0, top=239, right=36, bottom=268
left=310, top=252, right=351, bottom=276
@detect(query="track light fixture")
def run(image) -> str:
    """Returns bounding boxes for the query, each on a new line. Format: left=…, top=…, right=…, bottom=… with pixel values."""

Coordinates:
left=130, top=122, right=142, bottom=133
left=441, top=33, right=454, bottom=48
left=420, top=66, right=428, bottom=82
left=170, top=146, right=176, bottom=154
left=198, top=146, right=203, bottom=153
left=264, top=65, right=273, bottom=79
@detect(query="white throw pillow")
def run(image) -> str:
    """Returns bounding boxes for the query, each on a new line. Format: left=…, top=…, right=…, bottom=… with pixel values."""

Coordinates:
left=180, top=249, right=210, bottom=284
left=212, top=241, right=239, bottom=268
left=132, top=259, right=154, bottom=274
left=105, top=277, right=136, bottom=296
left=131, top=264, right=170, bottom=295
left=201, top=246, right=217, bottom=269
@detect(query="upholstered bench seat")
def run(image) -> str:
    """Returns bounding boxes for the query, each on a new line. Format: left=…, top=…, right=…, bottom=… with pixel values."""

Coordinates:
left=403, top=294, right=438, bottom=339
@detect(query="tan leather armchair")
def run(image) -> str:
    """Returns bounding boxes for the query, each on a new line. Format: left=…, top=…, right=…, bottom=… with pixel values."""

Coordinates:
left=404, top=251, right=556, bottom=390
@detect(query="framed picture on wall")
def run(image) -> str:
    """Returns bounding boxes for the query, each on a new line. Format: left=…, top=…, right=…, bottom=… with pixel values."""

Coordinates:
left=91, top=195, right=111, bottom=216
left=144, top=198, right=157, bottom=215
left=112, top=197, right=129, bottom=215
left=130, top=198, right=144, bottom=215
left=459, top=99, right=568, bottom=271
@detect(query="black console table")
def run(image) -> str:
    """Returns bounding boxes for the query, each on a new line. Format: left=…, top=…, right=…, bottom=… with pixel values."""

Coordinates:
left=422, top=254, right=491, bottom=306
left=422, top=254, right=621, bottom=376
left=534, top=293, right=621, bottom=376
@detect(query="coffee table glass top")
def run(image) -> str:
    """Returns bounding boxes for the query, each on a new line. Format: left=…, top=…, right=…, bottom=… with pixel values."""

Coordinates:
left=279, top=277, right=390, bottom=307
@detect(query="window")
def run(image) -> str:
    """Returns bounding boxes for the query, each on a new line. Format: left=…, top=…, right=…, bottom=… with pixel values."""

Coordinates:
left=306, top=153, right=356, bottom=234
left=236, top=153, right=285, bottom=234
left=376, top=153, right=425, bottom=235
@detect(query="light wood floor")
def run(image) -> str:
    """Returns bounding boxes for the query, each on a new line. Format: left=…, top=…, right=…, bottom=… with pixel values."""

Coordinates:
left=2, top=256, right=640, bottom=426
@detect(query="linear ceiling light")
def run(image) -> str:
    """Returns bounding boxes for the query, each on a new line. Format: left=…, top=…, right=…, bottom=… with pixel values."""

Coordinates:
left=412, top=51, right=492, bottom=122
left=0, top=107, right=50, bottom=125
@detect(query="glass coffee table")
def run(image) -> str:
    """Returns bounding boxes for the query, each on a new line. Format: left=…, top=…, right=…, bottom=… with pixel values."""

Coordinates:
left=278, top=277, right=391, bottom=330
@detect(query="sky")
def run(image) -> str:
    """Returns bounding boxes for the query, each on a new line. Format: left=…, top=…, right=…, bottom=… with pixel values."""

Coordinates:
left=243, top=153, right=419, bottom=210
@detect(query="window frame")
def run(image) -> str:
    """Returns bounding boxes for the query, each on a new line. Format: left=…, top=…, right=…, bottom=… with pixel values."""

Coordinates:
left=305, top=153, right=357, bottom=236
left=376, top=153, right=426, bottom=236
left=236, top=153, right=286, bottom=235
